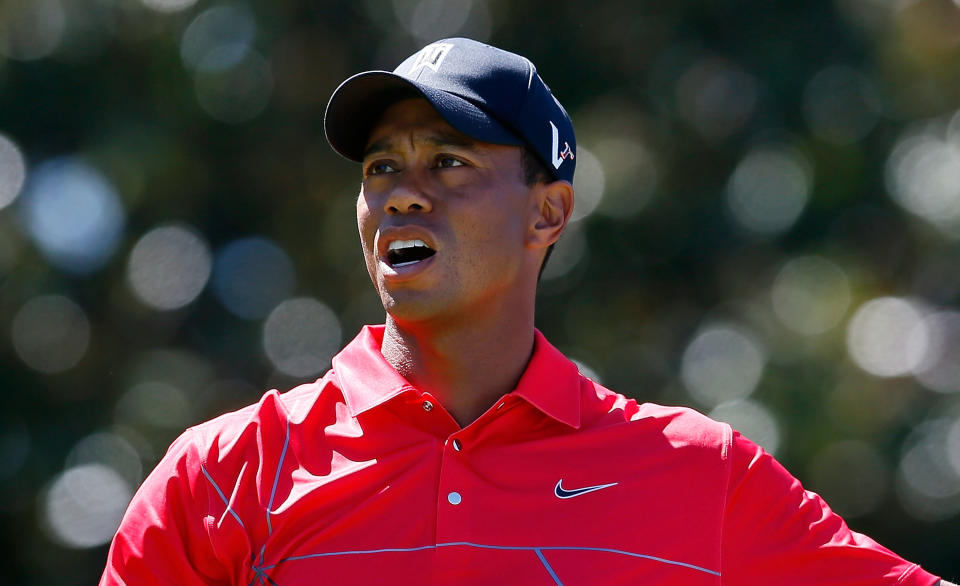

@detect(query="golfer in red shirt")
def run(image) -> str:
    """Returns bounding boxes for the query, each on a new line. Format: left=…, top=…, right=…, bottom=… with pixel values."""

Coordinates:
left=101, top=37, right=954, bottom=585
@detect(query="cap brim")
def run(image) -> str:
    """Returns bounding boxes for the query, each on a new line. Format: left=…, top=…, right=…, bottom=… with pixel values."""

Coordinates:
left=324, top=71, right=523, bottom=162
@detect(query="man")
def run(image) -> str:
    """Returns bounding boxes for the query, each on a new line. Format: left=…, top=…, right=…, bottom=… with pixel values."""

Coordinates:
left=102, top=38, right=952, bottom=585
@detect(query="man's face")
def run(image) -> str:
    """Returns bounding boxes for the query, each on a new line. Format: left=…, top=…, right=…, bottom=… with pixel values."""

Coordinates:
left=357, top=98, right=536, bottom=324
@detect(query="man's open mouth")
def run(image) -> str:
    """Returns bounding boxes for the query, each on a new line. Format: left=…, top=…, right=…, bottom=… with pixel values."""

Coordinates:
left=386, top=239, right=436, bottom=268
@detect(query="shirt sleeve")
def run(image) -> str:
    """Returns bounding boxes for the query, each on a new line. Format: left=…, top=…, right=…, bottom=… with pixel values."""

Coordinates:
left=720, top=430, right=941, bottom=586
left=99, top=429, right=229, bottom=586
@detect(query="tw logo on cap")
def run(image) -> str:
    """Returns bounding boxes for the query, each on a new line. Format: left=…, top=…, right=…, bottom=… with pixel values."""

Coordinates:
left=409, top=42, right=454, bottom=74
left=550, top=121, right=575, bottom=170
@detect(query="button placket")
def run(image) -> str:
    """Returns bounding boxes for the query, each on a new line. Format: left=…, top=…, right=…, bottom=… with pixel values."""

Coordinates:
left=436, top=431, right=470, bottom=548
left=443, top=438, right=463, bottom=504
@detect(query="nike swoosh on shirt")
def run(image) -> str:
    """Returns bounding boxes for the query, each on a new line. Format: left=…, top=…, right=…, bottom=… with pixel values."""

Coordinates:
left=554, top=479, right=618, bottom=499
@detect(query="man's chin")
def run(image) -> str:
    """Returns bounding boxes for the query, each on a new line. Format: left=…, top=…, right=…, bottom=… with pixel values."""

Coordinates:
left=381, top=291, right=438, bottom=320
left=380, top=290, right=461, bottom=327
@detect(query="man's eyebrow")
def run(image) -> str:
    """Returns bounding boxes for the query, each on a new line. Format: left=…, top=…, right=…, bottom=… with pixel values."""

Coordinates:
left=426, top=132, right=477, bottom=149
left=362, top=137, right=394, bottom=159
left=362, top=132, right=478, bottom=159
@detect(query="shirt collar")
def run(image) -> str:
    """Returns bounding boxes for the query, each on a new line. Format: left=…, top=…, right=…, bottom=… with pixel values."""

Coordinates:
left=331, top=325, right=582, bottom=428
left=331, top=325, right=417, bottom=417
left=512, top=329, right=582, bottom=428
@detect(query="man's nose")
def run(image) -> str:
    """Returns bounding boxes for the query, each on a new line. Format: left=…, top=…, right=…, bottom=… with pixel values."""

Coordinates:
left=384, top=172, right=433, bottom=215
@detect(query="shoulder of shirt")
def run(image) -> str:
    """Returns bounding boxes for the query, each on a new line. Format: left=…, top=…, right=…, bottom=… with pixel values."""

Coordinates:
left=168, top=371, right=340, bottom=457
left=581, top=377, right=732, bottom=450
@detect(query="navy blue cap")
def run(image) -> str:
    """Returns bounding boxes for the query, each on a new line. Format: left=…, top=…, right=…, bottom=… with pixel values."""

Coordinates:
left=324, top=38, right=576, bottom=183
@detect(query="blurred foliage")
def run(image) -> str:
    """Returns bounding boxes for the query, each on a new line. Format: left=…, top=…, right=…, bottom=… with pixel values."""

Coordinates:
left=0, top=0, right=959, bottom=583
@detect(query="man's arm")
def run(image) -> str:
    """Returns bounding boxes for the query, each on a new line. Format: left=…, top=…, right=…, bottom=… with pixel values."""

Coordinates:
left=721, top=431, right=944, bottom=585
left=101, top=429, right=227, bottom=585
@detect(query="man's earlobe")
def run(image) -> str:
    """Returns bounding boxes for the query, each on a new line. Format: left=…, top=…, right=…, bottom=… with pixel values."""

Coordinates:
left=530, top=180, right=574, bottom=247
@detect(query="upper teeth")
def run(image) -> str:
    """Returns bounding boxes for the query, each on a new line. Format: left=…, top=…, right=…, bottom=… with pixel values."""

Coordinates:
left=388, top=239, right=429, bottom=251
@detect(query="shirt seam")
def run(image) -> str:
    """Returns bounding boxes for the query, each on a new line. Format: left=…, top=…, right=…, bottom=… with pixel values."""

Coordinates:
left=182, top=426, right=227, bottom=574
left=188, top=425, right=227, bottom=537
left=717, top=422, right=733, bottom=585
left=896, top=563, right=925, bottom=584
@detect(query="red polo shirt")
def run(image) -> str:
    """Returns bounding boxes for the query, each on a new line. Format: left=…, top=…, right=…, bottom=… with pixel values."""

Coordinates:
left=102, top=325, right=940, bottom=585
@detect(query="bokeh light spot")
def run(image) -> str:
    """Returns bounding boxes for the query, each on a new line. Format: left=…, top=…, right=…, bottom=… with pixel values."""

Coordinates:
left=19, top=157, right=126, bottom=274
left=0, top=133, right=27, bottom=210
left=681, top=323, right=766, bottom=407
left=263, top=297, right=341, bottom=377
left=709, top=399, right=781, bottom=455
left=846, top=297, right=927, bottom=378
left=676, top=57, right=757, bottom=141
left=66, top=431, right=143, bottom=489
left=947, top=418, right=960, bottom=480
left=212, top=237, right=296, bottom=320
left=541, top=223, right=588, bottom=282
left=43, top=464, right=132, bottom=549
left=912, top=311, right=960, bottom=393
left=194, top=50, right=273, bottom=124
left=802, top=65, right=882, bottom=145
left=886, top=127, right=960, bottom=234
left=114, top=381, right=195, bottom=431
left=571, top=358, right=603, bottom=384
left=139, top=0, right=199, bottom=13
left=570, top=146, right=606, bottom=223
left=180, top=3, right=256, bottom=72
left=392, top=0, right=490, bottom=43
left=896, top=418, right=960, bottom=522
left=0, top=0, right=66, bottom=61
left=835, top=0, right=893, bottom=33
left=11, top=295, right=90, bottom=374
left=771, top=255, right=851, bottom=335
left=127, top=224, right=212, bottom=311
left=727, top=145, right=812, bottom=236
left=591, top=137, right=658, bottom=219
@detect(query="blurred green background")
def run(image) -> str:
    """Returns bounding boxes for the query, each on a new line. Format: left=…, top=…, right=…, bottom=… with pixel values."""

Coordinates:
left=1, top=0, right=959, bottom=583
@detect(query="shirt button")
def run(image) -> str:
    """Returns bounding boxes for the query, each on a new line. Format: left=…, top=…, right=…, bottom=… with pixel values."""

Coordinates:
left=422, top=400, right=434, bottom=412
left=452, top=438, right=462, bottom=451
left=447, top=491, right=462, bottom=505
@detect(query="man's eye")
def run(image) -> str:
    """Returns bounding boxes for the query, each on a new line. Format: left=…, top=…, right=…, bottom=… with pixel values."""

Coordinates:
left=366, top=161, right=397, bottom=175
left=436, top=156, right=464, bottom=168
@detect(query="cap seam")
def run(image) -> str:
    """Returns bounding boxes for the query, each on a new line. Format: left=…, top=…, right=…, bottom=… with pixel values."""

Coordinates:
left=512, top=61, right=536, bottom=130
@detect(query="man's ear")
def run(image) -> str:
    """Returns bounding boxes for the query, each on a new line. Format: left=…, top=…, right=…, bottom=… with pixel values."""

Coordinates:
left=528, top=180, right=574, bottom=249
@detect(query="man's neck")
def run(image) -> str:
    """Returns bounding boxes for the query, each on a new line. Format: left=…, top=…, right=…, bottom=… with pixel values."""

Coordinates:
left=380, top=309, right=536, bottom=428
